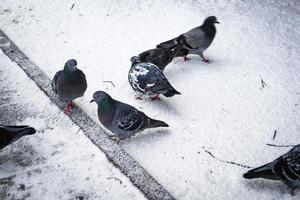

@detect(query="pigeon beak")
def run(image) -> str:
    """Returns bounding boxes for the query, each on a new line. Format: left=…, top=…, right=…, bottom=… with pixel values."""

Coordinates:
left=215, top=21, right=220, bottom=24
left=90, top=99, right=95, bottom=103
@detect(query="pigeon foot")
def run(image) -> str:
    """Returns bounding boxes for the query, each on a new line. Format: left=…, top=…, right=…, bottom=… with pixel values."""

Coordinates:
left=150, top=95, right=160, bottom=101
left=201, top=58, right=211, bottom=63
left=64, top=101, right=73, bottom=114
left=135, top=96, right=143, bottom=100
left=184, top=55, right=191, bottom=61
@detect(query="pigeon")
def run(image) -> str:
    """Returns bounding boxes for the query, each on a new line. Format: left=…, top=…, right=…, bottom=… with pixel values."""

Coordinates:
left=243, top=144, right=300, bottom=195
left=52, top=59, right=87, bottom=114
left=0, top=125, right=36, bottom=150
left=157, top=16, right=219, bottom=63
left=90, top=91, right=169, bottom=140
left=128, top=56, right=180, bottom=100
left=138, top=47, right=174, bottom=71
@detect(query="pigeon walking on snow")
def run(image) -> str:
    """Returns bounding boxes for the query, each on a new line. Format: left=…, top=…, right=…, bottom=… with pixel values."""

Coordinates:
left=52, top=59, right=87, bottom=114
left=243, top=144, right=300, bottom=195
left=138, top=47, right=174, bottom=71
left=128, top=56, right=180, bottom=100
left=157, top=16, right=219, bottom=63
left=0, top=125, right=36, bottom=150
left=90, top=91, right=169, bottom=140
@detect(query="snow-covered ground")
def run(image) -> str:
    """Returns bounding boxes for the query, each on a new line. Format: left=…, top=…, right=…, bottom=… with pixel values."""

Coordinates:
left=0, top=50, right=145, bottom=199
left=0, top=0, right=299, bottom=199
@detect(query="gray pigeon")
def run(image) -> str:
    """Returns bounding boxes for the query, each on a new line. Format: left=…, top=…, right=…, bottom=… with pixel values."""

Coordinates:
left=90, top=91, right=169, bottom=140
left=243, top=145, right=300, bottom=195
left=0, top=125, right=36, bottom=150
left=138, top=47, right=174, bottom=71
left=52, top=59, right=87, bottom=114
left=157, top=16, right=219, bottom=63
left=128, top=56, right=180, bottom=100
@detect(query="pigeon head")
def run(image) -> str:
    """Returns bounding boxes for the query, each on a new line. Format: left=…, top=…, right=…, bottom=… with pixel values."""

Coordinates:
left=90, top=91, right=114, bottom=112
left=64, top=59, right=78, bottom=73
left=203, top=16, right=219, bottom=25
left=23, top=126, right=36, bottom=135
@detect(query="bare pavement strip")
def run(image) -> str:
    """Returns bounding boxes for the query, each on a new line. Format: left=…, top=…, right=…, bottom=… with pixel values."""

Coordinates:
left=0, top=29, right=175, bottom=200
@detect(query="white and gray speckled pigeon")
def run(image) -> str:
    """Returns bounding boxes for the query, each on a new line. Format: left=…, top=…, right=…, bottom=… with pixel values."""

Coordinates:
left=128, top=56, right=180, bottom=100
left=90, top=91, right=169, bottom=140
left=52, top=59, right=87, bottom=114
left=138, top=47, right=174, bottom=71
left=243, top=145, right=300, bottom=195
left=157, top=16, right=219, bottom=63
left=0, top=125, right=36, bottom=150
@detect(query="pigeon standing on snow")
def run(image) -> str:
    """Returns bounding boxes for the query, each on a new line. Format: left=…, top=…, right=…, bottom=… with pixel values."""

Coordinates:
left=243, top=144, right=300, bottom=195
left=90, top=91, right=169, bottom=140
left=138, top=47, right=174, bottom=71
left=52, top=59, right=87, bottom=114
left=128, top=56, right=180, bottom=100
left=157, top=16, right=219, bottom=63
left=0, top=125, right=36, bottom=150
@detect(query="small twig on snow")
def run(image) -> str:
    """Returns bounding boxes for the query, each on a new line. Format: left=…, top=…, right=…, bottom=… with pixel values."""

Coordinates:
left=204, top=150, right=252, bottom=169
left=260, top=79, right=267, bottom=88
left=266, top=143, right=296, bottom=148
left=107, top=177, right=122, bottom=184
left=272, top=130, right=277, bottom=140
left=71, top=3, right=75, bottom=10
left=76, top=127, right=81, bottom=134
left=103, top=80, right=115, bottom=87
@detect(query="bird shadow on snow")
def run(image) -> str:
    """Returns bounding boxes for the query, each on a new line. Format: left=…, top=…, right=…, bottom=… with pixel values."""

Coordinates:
left=164, top=55, right=225, bottom=79
left=120, top=129, right=171, bottom=145
left=243, top=179, right=296, bottom=197
left=138, top=97, right=180, bottom=116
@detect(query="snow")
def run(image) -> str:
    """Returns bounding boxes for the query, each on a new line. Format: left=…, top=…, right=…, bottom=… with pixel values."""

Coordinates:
left=0, top=0, right=300, bottom=199
left=0, top=49, right=145, bottom=199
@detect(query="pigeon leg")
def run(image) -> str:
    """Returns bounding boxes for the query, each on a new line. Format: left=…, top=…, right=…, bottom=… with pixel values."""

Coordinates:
left=290, top=186, right=298, bottom=196
left=64, top=101, right=73, bottom=114
left=184, top=55, right=191, bottom=61
left=109, top=135, right=120, bottom=143
left=150, top=95, right=160, bottom=101
left=201, top=58, right=210, bottom=63
left=199, top=52, right=211, bottom=63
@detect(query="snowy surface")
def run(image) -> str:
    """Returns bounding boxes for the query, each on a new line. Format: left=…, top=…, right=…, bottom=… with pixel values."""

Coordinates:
left=0, top=0, right=300, bottom=199
left=0, top=50, right=145, bottom=199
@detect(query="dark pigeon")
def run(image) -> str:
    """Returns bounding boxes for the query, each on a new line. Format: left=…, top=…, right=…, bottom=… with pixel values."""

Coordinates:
left=138, top=47, right=174, bottom=71
left=157, top=16, right=219, bottom=63
left=52, top=59, right=87, bottom=114
left=90, top=91, right=169, bottom=140
left=128, top=56, right=180, bottom=100
left=0, top=125, right=36, bottom=150
left=243, top=144, right=300, bottom=195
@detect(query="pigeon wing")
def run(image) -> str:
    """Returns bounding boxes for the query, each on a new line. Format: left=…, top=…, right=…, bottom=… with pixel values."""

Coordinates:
left=182, top=27, right=206, bottom=49
left=52, top=70, right=63, bottom=94
left=273, top=145, right=300, bottom=181
left=114, top=103, right=149, bottom=132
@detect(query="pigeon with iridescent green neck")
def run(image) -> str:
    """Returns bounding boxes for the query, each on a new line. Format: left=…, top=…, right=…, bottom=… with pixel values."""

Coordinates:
left=0, top=125, right=36, bottom=150
left=52, top=59, right=87, bottom=114
left=90, top=91, right=169, bottom=140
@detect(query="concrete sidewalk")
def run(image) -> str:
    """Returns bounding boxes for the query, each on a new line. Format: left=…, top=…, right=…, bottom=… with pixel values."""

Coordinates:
left=0, top=49, right=146, bottom=200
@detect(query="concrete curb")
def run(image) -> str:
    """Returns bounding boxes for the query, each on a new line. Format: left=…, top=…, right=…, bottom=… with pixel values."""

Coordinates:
left=0, top=29, right=175, bottom=200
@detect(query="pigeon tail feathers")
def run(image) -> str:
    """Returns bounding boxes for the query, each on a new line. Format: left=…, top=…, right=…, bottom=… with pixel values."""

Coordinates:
left=147, top=119, right=169, bottom=128
left=157, top=37, right=179, bottom=49
left=163, top=88, right=181, bottom=97
left=243, top=162, right=280, bottom=180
